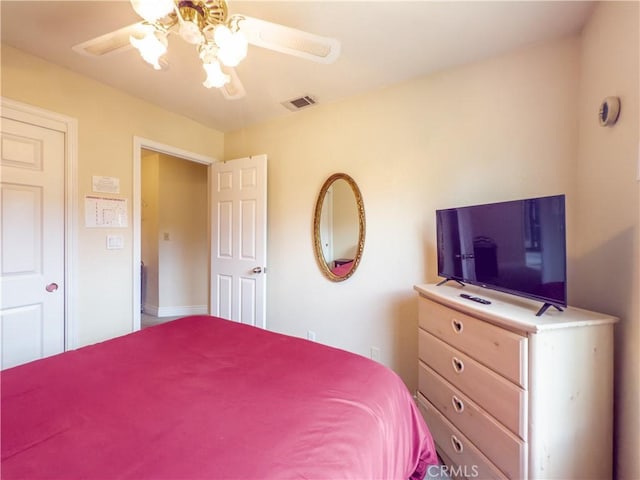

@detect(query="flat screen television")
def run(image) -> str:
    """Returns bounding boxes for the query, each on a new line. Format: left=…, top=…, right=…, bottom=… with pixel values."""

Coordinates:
left=436, top=194, right=566, bottom=316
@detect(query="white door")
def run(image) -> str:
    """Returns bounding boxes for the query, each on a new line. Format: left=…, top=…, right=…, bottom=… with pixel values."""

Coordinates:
left=1, top=117, right=65, bottom=369
left=211, top=155, right=267, bottom=328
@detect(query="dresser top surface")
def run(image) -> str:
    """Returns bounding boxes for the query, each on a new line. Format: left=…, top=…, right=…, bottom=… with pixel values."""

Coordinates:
left=414, top=283, right=618, bottom=333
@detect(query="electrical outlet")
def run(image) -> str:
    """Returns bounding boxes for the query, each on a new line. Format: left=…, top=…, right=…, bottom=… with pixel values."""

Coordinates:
left=370, top=346, right=381, bottom=362
left=307, top=330, right=316, bottom=342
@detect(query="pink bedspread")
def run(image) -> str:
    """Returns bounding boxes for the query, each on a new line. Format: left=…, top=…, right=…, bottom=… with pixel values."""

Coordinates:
left=331, top=260, right=354, bottom=277
left=2, top=316, right=436, bottom=479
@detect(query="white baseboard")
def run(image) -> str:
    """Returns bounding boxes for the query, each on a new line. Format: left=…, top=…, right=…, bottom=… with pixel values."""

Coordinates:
left=142, top=304, right=160, bottom=316
left=142, top=304, right=208, bottom=318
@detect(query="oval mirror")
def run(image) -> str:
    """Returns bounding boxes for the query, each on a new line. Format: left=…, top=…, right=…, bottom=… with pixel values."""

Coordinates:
left=313, top=173, right=365, bottom=281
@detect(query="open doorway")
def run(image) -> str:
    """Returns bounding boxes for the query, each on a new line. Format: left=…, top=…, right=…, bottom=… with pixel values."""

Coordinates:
left=140, top=149, right=208, bottom=328
left=132, top=137, right=215, bottom=331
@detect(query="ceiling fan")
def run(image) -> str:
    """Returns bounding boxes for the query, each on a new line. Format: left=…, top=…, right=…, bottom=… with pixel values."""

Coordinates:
left=73, top=0, right=341, bottom=100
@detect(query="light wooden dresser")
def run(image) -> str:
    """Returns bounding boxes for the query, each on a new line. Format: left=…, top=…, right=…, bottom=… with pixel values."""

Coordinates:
left=414, top=283, right=617, bottom=479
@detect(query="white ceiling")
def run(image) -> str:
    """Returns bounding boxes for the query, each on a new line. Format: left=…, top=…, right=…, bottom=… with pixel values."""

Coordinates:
left=1, top=1, right=595, bottom=132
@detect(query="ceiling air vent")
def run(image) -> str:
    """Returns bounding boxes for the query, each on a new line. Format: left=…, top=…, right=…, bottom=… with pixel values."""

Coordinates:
left=282, top=95, right=317, bottom=111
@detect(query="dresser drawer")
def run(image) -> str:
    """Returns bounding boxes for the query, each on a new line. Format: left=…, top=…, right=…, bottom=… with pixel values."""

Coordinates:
left=419, top=329, right=526, bottom=438
left=419, top=361, right=527, bottom=477
left=419, top=296, right=528, bottom=388
left=417, top=394, right=508, bottom=480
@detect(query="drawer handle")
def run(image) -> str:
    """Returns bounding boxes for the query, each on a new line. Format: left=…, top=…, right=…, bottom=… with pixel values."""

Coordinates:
left=452, top=357, right=465, bottom=373
left=452, top=395, right=465, bottom=413
left=451, top=319, right=464, bottom=334
left=451, top=435, right=464, bottom=454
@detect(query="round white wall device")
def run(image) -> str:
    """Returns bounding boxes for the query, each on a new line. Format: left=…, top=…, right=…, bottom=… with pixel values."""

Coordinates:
left=599, top=96, right=621, bottom=127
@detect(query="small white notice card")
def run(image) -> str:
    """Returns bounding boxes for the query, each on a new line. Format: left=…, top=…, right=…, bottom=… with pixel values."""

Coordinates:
left=85, top=196, right=128, bottom=228
left=92, top=175, right=120, bottom=194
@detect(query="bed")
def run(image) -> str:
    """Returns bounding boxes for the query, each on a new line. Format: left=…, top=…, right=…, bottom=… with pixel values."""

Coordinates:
left=1, top=315, right=436, bottom=479
left=331, top=260, right=354, bottom=277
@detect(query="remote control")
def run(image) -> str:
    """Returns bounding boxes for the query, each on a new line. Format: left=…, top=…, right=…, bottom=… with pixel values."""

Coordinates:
left=460, top=293, right=491, bottom=305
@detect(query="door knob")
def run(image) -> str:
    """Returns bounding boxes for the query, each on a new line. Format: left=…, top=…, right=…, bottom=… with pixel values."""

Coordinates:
left=252, top=267, right=262, bottom=274
left=45, top=283, right=59, bottom=292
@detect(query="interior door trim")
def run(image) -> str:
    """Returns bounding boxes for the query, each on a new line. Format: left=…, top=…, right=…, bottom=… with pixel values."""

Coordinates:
left=1, top=97, right=79, bottom=350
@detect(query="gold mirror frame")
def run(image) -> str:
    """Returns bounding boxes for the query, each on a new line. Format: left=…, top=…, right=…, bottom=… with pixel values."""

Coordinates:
left=313, top=173, right=366, bottom=282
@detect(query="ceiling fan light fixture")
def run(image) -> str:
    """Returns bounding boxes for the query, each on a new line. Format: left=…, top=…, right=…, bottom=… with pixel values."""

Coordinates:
left=128, top=0, right=247, bottom=91
left=130, top=0, right=175, bottom=23
left=77, top=0, right=341, bottom=98
left=130, top=27, right=168, bottom=70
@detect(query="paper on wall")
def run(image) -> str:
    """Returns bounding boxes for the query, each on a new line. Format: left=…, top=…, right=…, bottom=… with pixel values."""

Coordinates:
left=92, top=176, right=120, bottom=194
left=85, top=196, right=127, bottom=228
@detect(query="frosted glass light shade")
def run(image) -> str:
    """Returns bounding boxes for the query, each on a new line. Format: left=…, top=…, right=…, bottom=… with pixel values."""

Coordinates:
left=203, top=60, right=230, bottom=88
left=130, top=0, right=175, bottom=23
left=217, top=31, right=248, bottom=67
left=130, top=28, right=168, bottom=70
left=179, top=19, right=204, bottom=45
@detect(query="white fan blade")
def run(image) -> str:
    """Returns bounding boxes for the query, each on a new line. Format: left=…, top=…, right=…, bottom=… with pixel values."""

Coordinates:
left=72, top=22, right=147, bottom=56
left=220, top=68, right=246, bottom=100
left=238, top=16, right=340, bottom=64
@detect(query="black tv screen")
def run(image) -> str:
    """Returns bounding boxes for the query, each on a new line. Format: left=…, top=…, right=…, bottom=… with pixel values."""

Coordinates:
left=436, top=195, right=567, bottom=314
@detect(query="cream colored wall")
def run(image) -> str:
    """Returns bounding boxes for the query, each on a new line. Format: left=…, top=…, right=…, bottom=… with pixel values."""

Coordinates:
left=141, top=151, right=160, bottom=310
left=157, top=153, right=208, bottom=312
left=575, top=2, right=639, bottom=479
left=1, top=45, right=224, bottom=346
left=225, top=37, right=580, bottom=390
